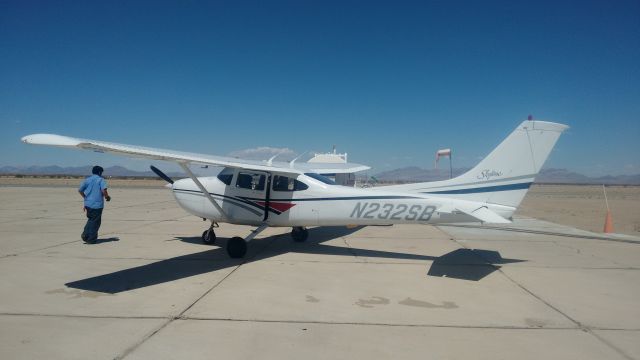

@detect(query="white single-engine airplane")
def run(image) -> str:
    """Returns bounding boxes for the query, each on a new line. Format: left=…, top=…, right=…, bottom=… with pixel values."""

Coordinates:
left=22, top=119, right=567, bottom=258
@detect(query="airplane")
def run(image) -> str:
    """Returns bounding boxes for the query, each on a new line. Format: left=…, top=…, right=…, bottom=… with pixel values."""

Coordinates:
left=21, top=119, right=568, bottom=258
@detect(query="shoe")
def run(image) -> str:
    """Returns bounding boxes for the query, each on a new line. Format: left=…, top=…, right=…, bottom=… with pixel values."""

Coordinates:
left=83, top=235, right=96, bottom=244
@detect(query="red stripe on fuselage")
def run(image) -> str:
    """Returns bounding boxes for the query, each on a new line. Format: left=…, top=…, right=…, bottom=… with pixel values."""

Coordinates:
left=255, top=201, right=296, bottom=213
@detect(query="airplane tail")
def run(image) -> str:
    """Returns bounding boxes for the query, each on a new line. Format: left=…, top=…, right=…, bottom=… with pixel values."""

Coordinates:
left=381, top=120, right=569, bottom=209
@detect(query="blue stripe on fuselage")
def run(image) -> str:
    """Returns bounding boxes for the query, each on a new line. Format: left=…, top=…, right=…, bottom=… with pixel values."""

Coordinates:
left=173, top=182, right=531, bottom=204
left=421, top=182, right=532, bottom=195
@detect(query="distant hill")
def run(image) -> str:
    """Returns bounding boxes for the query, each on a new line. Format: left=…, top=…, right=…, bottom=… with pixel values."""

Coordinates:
left=0, top=165, right=184, bottom=178
left=368, top=167, right=640, bottom=185
left=536, top=168, right=640, bottom=185
left=372, top=166, right=469, bottom=182
left=534, top=168, right=591, bottom=183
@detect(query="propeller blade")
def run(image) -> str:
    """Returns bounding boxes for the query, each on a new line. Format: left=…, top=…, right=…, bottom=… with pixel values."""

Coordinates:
left=150, top=165, right=174, bottom=184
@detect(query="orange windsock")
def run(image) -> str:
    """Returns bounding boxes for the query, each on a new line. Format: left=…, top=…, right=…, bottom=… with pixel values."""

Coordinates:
left=603, top=210, right=614, bottom=233
left=602, top=185, right=614, bottom=233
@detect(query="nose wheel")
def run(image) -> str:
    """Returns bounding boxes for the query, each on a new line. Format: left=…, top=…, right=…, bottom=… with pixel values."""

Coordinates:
left=291, top=227, right=309, bottom=242
left=201, top=229, right=216, bottom=244
left=201, top=221, right=219, bottom=245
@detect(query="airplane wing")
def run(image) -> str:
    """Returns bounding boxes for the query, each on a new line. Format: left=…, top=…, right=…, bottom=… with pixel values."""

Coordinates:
left=21, top=134, right=370, bottom=175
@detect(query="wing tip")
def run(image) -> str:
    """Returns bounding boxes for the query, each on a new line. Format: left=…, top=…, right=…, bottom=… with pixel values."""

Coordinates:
left=21, top=134, right=82, bottom=147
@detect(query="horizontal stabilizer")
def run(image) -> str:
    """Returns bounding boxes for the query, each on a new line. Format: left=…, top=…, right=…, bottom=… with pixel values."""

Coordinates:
left=457, top=206, right=511, bottom=224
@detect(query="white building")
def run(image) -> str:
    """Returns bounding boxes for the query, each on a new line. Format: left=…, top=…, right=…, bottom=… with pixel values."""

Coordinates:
left=307, top=146, right=356, bottom=186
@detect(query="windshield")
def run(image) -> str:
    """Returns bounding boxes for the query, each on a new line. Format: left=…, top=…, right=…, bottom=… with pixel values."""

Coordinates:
left=216, top=167, right=234, bottom=185
left=304, top=173, right=336, bottom=185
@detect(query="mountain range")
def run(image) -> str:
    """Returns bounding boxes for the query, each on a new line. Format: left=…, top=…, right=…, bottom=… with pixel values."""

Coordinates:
left=368, top=167, right=640, bottom=185
left=1, top=165, right=639, bottom=185
left=0, top=165, right=184, bottom=178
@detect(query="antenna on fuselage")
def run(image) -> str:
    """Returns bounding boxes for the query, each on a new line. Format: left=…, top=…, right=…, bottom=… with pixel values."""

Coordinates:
left=289, top=151, right=308, bottom=168
left=266, top=154, right=280, bottom=166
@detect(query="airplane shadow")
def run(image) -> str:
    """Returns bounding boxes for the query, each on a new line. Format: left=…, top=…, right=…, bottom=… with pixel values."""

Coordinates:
left=283, top=244, right=523, bottom=281
left=65, top=227, right=524, bottom=293
left=426, top=248, right=523, bottom=281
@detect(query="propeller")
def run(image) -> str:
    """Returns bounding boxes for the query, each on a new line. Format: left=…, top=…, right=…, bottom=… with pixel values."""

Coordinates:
left=150, top=165, right=174, bottom=184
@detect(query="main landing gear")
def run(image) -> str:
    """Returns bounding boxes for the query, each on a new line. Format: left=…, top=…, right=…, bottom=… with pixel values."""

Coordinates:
left=226, top=223, right=269, bottom=258
left=200, top=223, right=309, bottom=258
left=291, top=226, right=309, bottom=242
left=226, top=236, right=247, bottom=258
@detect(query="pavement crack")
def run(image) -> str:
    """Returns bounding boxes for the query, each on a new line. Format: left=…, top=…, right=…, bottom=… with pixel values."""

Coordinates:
left=341, top=237, right=364, bottom=262
left=0, top=312, right=166, bottom=320
left=115, top=264, right=243, bottom=360
left=440, top=228, right=636, bottom=360
left=180, top=317, right=590, bottom=330
left=117, top=230, right=277, bottom=359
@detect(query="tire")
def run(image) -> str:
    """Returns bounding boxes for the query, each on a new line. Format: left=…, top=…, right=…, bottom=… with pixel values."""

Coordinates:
left=291, top=227, right=309, bottom=242
left=202, top=229, right=216, bottom=245
left=227, top=236, right=247, bottom=258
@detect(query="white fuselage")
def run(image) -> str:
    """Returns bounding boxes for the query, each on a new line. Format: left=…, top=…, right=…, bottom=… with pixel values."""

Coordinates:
left=171, top=170, right=516, bottom=227
left=22, top=120, right=567, bottom=231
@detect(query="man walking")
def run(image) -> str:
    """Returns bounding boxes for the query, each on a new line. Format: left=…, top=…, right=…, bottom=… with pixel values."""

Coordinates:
left=79, top=166, right=111, bottom=244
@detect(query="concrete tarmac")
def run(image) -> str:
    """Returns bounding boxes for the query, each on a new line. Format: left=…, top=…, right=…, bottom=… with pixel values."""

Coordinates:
left=0, top=186, right=639, bottom=359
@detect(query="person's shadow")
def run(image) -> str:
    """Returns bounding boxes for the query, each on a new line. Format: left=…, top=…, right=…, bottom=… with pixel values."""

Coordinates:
left=95, top=237, right=120, bottom=244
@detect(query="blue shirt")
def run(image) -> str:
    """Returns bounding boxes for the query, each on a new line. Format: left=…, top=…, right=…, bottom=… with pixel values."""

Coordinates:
left=79, top=175, right=108, bottom=209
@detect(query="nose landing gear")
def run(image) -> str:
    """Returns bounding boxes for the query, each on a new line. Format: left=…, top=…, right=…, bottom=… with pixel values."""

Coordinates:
left=201, top=221, right=219, bottom=244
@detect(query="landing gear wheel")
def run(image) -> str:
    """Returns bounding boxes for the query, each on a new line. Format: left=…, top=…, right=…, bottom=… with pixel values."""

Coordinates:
left=201, top=229, right=216, bottom=245
left=291, top=227, right=309, bottom=242
left=227, top=236, right=247, bottom=258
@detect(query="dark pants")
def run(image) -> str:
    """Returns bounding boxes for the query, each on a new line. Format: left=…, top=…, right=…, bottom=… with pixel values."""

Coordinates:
left=82, top=207, right=103, bottom=243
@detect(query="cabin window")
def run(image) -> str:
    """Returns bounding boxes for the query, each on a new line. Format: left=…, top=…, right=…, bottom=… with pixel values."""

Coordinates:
left=236, top=172, right=266, bottom=191
left=217, top=173, right=233, bottom=186
left=272, top=175, right=309, bottom=192
left=304, top=173, right=336, bottom=185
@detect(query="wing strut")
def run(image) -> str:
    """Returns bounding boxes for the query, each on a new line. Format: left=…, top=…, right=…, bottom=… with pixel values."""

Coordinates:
left=179, top=163, right=229, bottom=220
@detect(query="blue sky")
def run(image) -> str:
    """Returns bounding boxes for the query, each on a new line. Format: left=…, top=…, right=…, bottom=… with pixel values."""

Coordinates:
left=1, top=0, right=639, bottom=176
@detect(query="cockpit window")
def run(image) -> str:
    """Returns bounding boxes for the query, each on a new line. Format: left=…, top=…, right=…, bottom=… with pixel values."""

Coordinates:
left=236, top=172, right=266, bottom=191
left=217, top=173, right=233, bottom=186
left=272, top=175, right=309, bottom=192
left=304, top=173, right=336, bottom=185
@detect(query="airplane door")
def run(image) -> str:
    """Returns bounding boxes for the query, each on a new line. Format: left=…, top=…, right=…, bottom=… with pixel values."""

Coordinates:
left=229, top=170, right=270, bottom=224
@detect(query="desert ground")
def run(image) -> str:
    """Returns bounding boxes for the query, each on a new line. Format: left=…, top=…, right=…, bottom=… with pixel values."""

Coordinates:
left=517, top=184, right=640, bottom=236
left=0, top=181, right=639, bottom=359
left=0, top=176, right=167, bottom=188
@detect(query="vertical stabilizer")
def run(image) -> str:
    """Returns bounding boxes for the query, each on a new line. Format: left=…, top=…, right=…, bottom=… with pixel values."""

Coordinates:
left=380, top=120, right=569, bottom=208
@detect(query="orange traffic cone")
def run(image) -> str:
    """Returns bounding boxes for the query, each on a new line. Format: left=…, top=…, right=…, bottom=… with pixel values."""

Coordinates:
left=603, top=210, right=614, bottom=233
